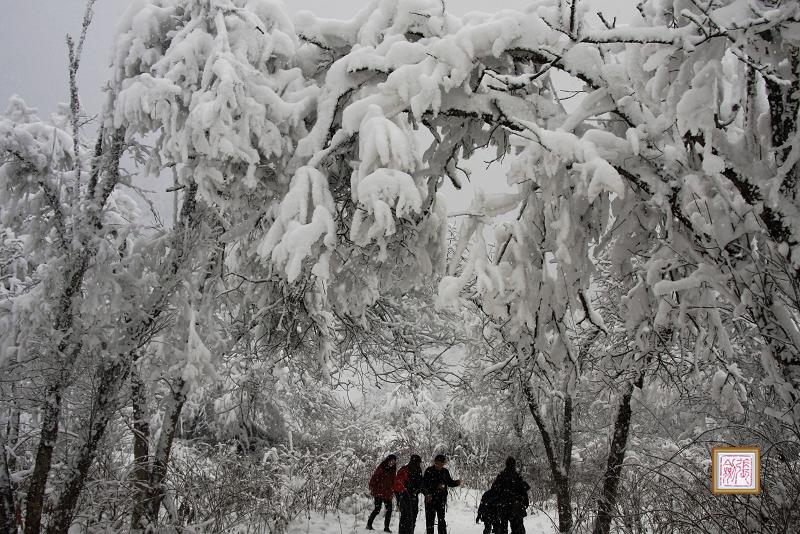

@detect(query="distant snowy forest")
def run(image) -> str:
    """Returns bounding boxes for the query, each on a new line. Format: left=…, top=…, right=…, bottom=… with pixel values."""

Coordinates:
left=1, top=0, right=800, bottom=532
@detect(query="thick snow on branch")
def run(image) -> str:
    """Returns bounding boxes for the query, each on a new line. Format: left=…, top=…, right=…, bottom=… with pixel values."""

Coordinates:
left=259, top=166, right=336, bottom=282
left=106, top=0, right=800, bottom=425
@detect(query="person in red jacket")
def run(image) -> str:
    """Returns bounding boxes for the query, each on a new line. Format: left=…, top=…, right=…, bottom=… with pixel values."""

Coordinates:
left=367, top=454, right=397, bottom=531
left=394, top=454, right=424, bottom=534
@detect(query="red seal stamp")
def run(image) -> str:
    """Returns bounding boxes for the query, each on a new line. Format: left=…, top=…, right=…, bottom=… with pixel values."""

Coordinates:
left=712, top=447, right=760, bottom=494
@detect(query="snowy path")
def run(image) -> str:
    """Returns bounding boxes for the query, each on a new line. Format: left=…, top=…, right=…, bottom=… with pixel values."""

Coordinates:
left=287, top=490, right=557, bottom=534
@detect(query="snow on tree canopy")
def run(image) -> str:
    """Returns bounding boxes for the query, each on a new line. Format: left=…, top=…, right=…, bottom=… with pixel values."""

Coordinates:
left=114, top=0, right=313, bottom=208
left=106, top=0, right=800, bottom=425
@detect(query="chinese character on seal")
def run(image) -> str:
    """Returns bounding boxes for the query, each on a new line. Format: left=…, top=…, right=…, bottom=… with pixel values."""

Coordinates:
left=712, top=447, right=760, bottom=494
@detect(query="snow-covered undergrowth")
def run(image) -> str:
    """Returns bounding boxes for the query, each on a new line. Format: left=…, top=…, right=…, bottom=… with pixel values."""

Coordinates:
left=153, top=443, right=377, bottom=534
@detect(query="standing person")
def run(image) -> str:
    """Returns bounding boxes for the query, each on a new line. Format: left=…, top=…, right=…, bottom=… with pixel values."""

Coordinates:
left=368, top=454, right=398, bottom=532
left=476, top=487, right=501, bottom=534
left=422, top=454, right=461, bottom=534
left=394, top=454, right=424, bottom=534
left=491, top=457, right=530, bottom=534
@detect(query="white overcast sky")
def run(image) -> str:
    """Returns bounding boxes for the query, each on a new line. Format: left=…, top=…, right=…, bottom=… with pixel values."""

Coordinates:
left=0, top=0, right=635, bottom=218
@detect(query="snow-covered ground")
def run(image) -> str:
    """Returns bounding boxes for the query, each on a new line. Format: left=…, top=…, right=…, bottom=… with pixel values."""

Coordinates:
left=287, top=489, right=557, bottom=534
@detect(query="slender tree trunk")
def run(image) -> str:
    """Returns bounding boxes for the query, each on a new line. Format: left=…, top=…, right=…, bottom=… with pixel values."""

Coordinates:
left=44, top=350, right=187, bottom=534
left=129, top=370, right=150, bottom=532
left=45, top=360, right=134, bottom=534
left=24, top=385, right=63, bottom=534
left=51, top=351, right=188, bottom=532
left=1, top=426, right=16, bottom=534
left=130, top=378, right=189, bottom=531
left=144, top=379, right=188, bottom=526
left=592, top=373, right=644, bottom=534
left=25, top=256, right=90, bottom=534
left=1, top=396, right=20, bottom=534
left=6, top=390, right=20, bottom=471
left=562, top=394, right=573, bottom=481
left=524, top=385, right=572, bottom=533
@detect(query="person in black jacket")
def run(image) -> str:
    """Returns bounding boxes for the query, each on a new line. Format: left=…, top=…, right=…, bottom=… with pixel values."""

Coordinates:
left=476, top=487, right=501, bottom=534
left=491, top=457, right=530, bottom=534
left=422, top=454, right=461, bottom=534
left=394, top=454, right=424, bottom=534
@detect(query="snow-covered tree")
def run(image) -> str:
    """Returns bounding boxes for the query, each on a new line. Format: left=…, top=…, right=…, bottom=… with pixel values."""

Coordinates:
left=4, top=0, right=800, bottom=532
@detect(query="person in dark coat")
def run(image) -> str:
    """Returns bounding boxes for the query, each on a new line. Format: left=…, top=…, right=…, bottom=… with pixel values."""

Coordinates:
left=422, top=454, right=461, bottom=534
left=394, top=454, right=424, bottom=534
left=476, top=487, right=501, bottom=534
left=491, top=457, right=530, bottom=534
left=368, top=454, right=397, bottom=531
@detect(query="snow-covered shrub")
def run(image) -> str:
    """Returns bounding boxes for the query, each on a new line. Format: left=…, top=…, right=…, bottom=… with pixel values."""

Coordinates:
left=157, top=443, right=374, bottom=533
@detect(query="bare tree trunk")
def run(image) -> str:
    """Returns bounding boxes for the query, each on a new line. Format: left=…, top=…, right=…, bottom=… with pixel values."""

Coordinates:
left=1, top=426, right=16, bottom=534
left=562, top=394, right=573, bottom=482
left=24, top=254, right=89, bottom=533
left=6, top=389, right=20, bottom=472
left=129, top=370, right=150, bottom=532
left=524, top=385, right=572, bottom=533
left=144, top=379, right=188, bottom=527
left=129, top=378, right=189, bottom=532
left=24, top=385, right=63, bottom=534
left=592, top=373, right=644, bottom=534
left=45, top=350, right=189, bottom=534
left=46, top=348, right=192, bottom=533
left=1, top=393, right=20, bottom=534
left=45, top=360, right=133, bottom=534
left=50, top=351, right=188, bottom=533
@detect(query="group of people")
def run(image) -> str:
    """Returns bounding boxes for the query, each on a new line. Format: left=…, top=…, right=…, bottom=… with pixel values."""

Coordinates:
left=367, top=454, right=530, bottom=534
left=367, top=453, right=459, bottom=534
